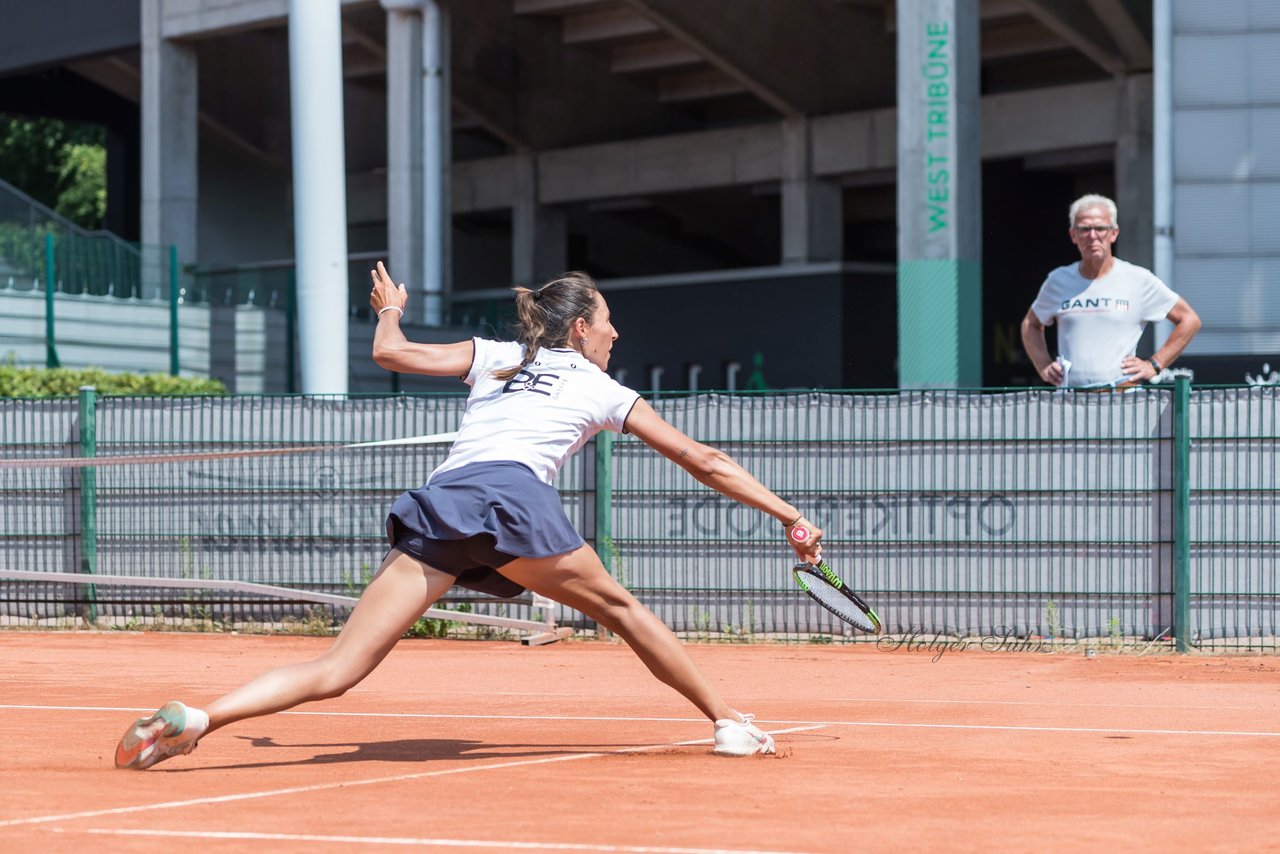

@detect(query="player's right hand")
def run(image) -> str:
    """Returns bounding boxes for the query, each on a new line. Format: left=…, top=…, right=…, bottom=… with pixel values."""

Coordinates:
left=786, top=516, right=823, bottom=563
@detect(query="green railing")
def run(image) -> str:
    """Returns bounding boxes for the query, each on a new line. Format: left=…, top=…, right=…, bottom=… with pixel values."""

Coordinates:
left=1, top=382, right=1276, bottom=650
left=0, top=178, right=184, bottom=373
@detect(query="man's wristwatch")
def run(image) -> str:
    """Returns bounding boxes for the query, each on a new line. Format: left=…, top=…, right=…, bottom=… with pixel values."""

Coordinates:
left=1149, top=356, right=1163, bottom=376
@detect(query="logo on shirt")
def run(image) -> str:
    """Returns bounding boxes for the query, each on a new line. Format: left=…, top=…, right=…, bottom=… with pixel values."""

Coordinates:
left=1059, top=297, right=1129, bottom=313
left=502, top=370, right=566, bottom=398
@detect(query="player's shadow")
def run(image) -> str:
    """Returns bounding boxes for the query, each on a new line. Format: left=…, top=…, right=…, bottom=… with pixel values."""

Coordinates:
left=163, top=734, right=639, bottom=771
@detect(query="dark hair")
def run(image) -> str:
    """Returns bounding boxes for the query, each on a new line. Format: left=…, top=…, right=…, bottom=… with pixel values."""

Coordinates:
left=492, top=271, right=600, bottom=380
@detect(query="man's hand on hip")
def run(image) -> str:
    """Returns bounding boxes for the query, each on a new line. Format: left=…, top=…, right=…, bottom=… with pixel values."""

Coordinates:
left=1121, top=355, right=1158, bottom=383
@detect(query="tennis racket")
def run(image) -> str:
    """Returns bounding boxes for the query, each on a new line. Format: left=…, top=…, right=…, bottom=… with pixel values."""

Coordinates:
left=792, top=555, right=882, bottom=634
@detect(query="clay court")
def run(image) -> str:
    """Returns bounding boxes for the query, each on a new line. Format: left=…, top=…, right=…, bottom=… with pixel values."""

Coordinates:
left=1, top=632, right=1277, bottom=852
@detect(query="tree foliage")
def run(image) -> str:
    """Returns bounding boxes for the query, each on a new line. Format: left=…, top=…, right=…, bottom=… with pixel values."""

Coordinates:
left=0, top=114, right=107, bottom=230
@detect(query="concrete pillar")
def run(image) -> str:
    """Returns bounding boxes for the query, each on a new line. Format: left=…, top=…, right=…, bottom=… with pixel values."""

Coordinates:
left=384, top=5, right=424, bottom=295
left=381, top=0, right=450, bottom=323
left=896, top=0, right=982, bottom=388
left=289, top=0, right=350, bottom=394
left=781, top=116, right=842, bottom=264
left=1115, top=75, right=1154, bottom=272
left=140, top=0, right=198, bottom=262
left=421, top=0, right=450, bottom=324
left=513, top=151, right=567, bottom=285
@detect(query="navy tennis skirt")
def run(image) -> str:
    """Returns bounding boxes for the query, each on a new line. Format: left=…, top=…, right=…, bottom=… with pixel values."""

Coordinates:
left=384, top=461, right=584, bottom=598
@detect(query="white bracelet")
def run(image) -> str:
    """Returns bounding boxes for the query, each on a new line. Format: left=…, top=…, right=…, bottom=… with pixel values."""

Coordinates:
left=378, top=306, right=404, bottom=319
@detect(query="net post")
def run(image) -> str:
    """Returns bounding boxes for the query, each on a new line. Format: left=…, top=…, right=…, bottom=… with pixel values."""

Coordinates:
left=44, top=232, right=60, bottom=368
left=78, top=385, right=99, bottom=624
left=594, top=430, right=614, bottom=575
left=1173, top=374, right=1191, bottom=652
left=169, top=245, right=181, bottom=376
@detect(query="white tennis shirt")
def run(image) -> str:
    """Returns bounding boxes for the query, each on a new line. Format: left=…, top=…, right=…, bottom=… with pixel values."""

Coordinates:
left=431, top=338, right=640, bottom=485
left=1030, top=258, right=1179, bottom=387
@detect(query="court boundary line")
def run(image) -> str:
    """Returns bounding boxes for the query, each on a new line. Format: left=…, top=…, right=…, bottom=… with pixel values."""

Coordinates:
left=0, top=724, right=827, bottom=830
left=4, top=703, right=1279, bottom=738
left=54, top=827, right=812, bottom=854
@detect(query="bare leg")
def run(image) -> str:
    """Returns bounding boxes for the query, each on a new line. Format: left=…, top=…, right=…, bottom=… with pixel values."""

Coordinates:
left=201, top=549, right=454, bottom=735
left=497, top=545, right=739, bottom=723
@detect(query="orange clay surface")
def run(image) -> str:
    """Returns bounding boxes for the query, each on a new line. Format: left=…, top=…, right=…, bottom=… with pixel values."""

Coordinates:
left=1, top=632, right=1278, bottom=853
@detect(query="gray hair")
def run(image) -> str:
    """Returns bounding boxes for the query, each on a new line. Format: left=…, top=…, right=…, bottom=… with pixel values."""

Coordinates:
left=1069, top=194, right=1118, bottom=228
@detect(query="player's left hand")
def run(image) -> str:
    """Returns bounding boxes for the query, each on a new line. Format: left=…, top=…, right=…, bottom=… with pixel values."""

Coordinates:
left=370, top=261, right=408, bottom=315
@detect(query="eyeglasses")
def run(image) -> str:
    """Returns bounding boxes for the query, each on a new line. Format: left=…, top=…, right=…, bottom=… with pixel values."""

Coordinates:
left=1072, top=225, right=1115, bottom=236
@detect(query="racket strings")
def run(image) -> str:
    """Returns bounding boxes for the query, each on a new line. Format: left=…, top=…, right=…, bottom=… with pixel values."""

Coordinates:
left=795, top=567, right=880, bottom=633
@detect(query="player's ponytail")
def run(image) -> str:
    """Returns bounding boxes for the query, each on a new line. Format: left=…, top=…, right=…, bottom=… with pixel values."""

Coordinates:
left=493, top=272, right=599, bottom=380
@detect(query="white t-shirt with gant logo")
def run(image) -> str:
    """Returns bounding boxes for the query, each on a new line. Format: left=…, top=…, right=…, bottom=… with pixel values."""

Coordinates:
left=431, top=338, right=640, bottom=485
left=1031, top=257, right=1179, bottom=387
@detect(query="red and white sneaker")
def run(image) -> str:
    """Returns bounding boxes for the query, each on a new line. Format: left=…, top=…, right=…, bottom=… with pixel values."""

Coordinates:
left=712, top=712, right=775, bottom=756
left=115, top=701, right=209, bottom=770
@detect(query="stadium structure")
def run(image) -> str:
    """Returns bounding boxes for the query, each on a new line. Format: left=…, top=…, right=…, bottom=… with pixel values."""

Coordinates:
left=0, top=1, right=1274, bottom=391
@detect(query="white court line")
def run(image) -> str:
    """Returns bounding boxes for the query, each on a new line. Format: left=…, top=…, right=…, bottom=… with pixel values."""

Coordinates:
left=6, top=681, right=1275, bottom=713
left=829, top=720, right=1280, bottom=738
left=2, top=704, right=1278, bottom=737
left=0, top=724, right=826, bottom=830
left=55, top=828, right=811, bottom=854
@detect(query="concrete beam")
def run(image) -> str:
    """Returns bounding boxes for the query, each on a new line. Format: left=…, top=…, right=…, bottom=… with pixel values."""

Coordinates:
left=161, top=0, right=377, bottom=40
left=562, top=7, right=660, bottom=44
left=979, top=78, right=1122, bottom=158
left=65, top=57, right=141, bottom=103
left=619, top=0, right=895, bottom=115
left=450, top=0, right=690, bottom=150
left=68, top=55, right=276, bottom=164
left=535, top=123, right=781, bottom=206
left=611, top=38, right=703, bottom=74
left=453, top=155, right=520, bottom=212
left=657, top=68, right=748, bottom=103
left=0, top=0, right=138, bottom=78
left=620, top=0, right=790, bottom=114
left=1016, top=0, right=1126, bottom=74
left=342, top=19, right=386, bottom=58
left=513, top=0, right=616, bottom=14
left=1086, top=0, right=1152, bottom=69
left=451, top=77, right=1134, bottom=212
left=981, top=18, right=1072, bottom=60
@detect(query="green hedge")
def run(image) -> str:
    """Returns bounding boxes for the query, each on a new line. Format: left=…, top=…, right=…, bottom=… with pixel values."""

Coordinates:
left=0, top=365, right=227, bottom=397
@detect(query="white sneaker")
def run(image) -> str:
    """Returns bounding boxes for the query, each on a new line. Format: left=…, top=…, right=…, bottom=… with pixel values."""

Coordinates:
left=115, top=701, right=209, bottom=770
left=712, top=712, right=776, bottom=756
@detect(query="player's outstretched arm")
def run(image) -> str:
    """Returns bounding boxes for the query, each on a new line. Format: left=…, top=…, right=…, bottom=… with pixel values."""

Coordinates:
left=369, top=261, right=475, bottom=377
left=624, top=398, right=822, bottom=561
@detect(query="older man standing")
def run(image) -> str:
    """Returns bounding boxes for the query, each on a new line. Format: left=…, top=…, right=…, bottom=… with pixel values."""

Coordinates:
left=1021, top=194, right=1201, bottom=388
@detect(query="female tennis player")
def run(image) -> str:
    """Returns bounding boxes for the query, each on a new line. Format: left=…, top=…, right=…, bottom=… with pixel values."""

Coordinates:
left=114, top=262, right=823, bottom=769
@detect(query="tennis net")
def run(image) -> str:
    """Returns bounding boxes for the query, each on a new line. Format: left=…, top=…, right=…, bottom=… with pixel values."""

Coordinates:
left=0, top=391, right=569, bottom=644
